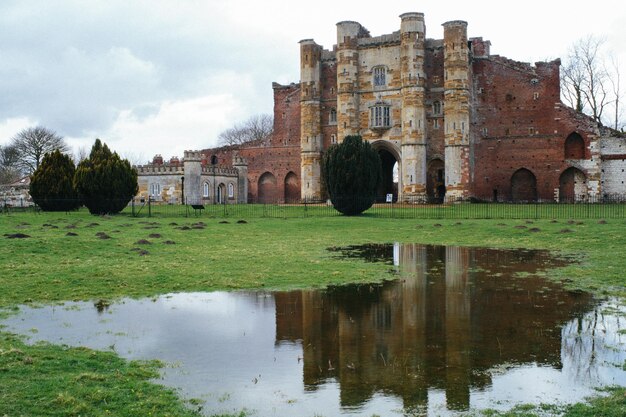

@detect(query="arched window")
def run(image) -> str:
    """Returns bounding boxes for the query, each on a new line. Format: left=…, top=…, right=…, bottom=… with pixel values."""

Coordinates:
left=432, top=101, right=442, bottom=115
left=564, top=132, right=585, bottom=159
left=203, top=182, right=209, bottom=198
left=210, top=155, right=218, bottom=165
left=373, top=66, right=386, bottom=87
left=329, top=108, right=337, bottom=124
left=228, top=183, right=234, bottom=198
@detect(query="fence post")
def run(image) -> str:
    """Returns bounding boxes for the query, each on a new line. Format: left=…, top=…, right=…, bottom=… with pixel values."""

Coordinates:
left=148, top=197, right=152, bottom=218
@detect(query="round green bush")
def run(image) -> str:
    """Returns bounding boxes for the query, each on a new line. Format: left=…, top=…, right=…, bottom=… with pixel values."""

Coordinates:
left=322, top=135, right=382, bottom=215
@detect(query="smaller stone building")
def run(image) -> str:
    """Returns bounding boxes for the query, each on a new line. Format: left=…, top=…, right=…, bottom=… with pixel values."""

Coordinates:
left=135, top=151, right=248, bottom=205
left=0, top=176, right=33, bottom=207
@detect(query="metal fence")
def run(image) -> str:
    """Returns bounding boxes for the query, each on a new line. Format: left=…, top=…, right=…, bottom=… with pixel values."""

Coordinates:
left=3, top=195, right=626, bottom=219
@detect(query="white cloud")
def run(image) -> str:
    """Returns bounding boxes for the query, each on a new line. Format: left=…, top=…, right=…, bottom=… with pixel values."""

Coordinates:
left=1, top=0, right=625, bottom=156
left=84, top=94, right=241, bottom=162
left=0, top=117, right=37, bottom=144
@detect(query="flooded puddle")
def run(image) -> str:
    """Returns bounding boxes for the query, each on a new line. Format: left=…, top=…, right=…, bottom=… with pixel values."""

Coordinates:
left=2, top=244, right=625, bottom=416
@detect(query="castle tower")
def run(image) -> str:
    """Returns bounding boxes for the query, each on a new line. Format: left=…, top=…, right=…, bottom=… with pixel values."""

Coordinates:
left=442, top=21, right=471, bottom=200
left=232, top=154, right=248, bottom=204
left=300, top=39, right=323, bottom=201
left=400, top=12, right=428, bottom=202
left=183, top=150, right=202, bottom=205
left=336, top=21, right=362, bottom=140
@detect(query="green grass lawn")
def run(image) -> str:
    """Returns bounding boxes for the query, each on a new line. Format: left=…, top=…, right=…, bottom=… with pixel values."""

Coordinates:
left=1, top=211, right=625, bottom=416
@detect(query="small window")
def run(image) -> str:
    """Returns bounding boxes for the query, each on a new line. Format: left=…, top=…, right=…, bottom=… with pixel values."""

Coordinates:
left=373, top=66, right=386, bottom=87
left=432, top=101, right=441, bottom=115
left=331, top=134, right=337, bottom=144
left=210, top=155, right=218, bottom=165
left=529, top=127, right=535, bottom=135
left=370, top=104, right=391, bottom=129
left=203, top=182, right=209, bottom=198
left=533, top=92, right=539, bottom=100
left=482, top=127, right=488, bottom=136
left=433, top=119, right=440, bottom=129
left=228, top=183, right=234, bottom=198
left=149, top=183, right=161, bottom=197
left=329, top=108, right=337, bottom=124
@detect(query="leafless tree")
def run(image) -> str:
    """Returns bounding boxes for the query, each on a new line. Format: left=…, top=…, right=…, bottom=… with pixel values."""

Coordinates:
left=10, top=126, right=69, bottom=173
left=607, top=55, right=623, bottom=131
left=561, top=36, right=609, bottom=124
left=0, top=144, right=22, bottom=184
left=218, top=114, right=273, bottom=146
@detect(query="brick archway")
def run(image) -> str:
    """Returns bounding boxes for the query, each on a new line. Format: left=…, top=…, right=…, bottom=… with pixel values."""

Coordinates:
left=426, top=159, right=445, bottom=203
left=258, top=172, right=278, bottom=203
left=284, top=172, right=300, bottom=203
left=511, top=168, right=537, bottom=202
left=564, top=132, right=585, bottom=159
left=559, top=167, right=586, bottom=201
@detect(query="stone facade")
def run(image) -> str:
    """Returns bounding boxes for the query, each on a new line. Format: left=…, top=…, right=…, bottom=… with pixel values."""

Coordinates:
left=201, top=11, right=625, bottom=203
left=295, top=12, right=625, bottom=202
left=135, top=151, right=248, bottom=205
left=0, top=176, right=33, bottom=207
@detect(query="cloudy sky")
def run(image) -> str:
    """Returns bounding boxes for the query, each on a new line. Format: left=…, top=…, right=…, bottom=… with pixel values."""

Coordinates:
left=1, top=0, right=624, bottom=163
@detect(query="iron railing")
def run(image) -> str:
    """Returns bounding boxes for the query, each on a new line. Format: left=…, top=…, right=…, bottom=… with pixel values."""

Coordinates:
left=4, top=195, right=626, bottom=219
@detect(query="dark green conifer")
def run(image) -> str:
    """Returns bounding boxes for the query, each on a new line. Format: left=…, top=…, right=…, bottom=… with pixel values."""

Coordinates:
left=74, top=139, right=138, bottom=215
left=322, top=135, right=382, bottom=215
left=29, top=150, right=81, bottom=211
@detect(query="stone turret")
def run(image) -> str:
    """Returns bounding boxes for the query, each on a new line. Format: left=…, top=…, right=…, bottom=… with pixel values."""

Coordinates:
left=400, top=12, right=427, bottom=201
left=183, top=150, right=202, bottom=205
left=336, top=21, right=362, bottom=140
left=443, top=20, right=471, bottom=200
left=232, top=154, right=248, bottom=204
left=300, top=39, right=323, bottom=201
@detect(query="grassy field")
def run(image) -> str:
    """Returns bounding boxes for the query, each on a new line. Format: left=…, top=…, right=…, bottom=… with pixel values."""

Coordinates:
left=1, top=210, right=625, bottom=416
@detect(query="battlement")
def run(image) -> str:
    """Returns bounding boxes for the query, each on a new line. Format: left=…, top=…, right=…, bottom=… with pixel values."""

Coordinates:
left=200, top=166, right=239, bottom=176
left=358, top=31, right=401, bottom=47
left=183, top=150, right=203, bottom=161
left=135, top=165, right=184, bottom=174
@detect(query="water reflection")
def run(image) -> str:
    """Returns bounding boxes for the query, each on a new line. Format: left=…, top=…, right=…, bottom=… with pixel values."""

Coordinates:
left=3, top=244, right=625, bottom=417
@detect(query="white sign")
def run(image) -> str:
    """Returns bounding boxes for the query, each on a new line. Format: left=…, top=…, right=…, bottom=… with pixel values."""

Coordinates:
left=386, top=193, right=393, bottom=203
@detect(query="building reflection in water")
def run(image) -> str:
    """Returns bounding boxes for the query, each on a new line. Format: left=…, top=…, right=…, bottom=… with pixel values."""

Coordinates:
left=275, top=244, right=594, bottom=413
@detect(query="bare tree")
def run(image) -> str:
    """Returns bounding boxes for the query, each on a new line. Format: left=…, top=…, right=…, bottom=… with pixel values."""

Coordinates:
left=607, top=55, right=623, bottom=131
left=10, top=126, right=69, bottom=173
left=561, top=54, right=586, bottom=112
left=218, top=114, right=273, bottom=146
left=0, top=144, right=22, bottom=184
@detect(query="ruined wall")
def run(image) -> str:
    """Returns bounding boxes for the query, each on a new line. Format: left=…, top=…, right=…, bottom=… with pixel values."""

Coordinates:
left=470, top=54, right=603, bottom=201
left=600, top=136, right=626, bottom=195
left=203, top=83, right=301, bottom=203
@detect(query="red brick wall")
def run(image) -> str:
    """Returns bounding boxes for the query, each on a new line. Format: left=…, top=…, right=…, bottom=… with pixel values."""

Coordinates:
left=470, top=58, right=597, bottom=201
left=202, top=83, right=302, bottom=203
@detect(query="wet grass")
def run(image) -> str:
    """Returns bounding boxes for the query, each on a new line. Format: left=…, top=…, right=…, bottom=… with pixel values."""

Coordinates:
left=1, top=211, right=625, bottom=416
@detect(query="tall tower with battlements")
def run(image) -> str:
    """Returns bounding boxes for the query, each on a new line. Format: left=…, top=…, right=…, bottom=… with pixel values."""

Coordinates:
left=442, top=20, right=471, bottom=200
left=399, top=12, right=428, bottom=201
left=300, top=39, right=324, bottom=201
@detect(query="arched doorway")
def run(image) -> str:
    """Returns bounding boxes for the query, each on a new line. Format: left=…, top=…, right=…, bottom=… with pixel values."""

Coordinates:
left=559, top=167, right=587, bottom=201
left=216, top=183, right=225, bottom=204
left=284, top=172, right=300, bottom=203
left=426, top=159, right=446, bottom=203
left=564, top=132, right=585, bottom=159
left=258, top=172, right=278, bottom=203
left=511, top=168, right=537, bottom=202
left=374, top=149, right=398, bottom=202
